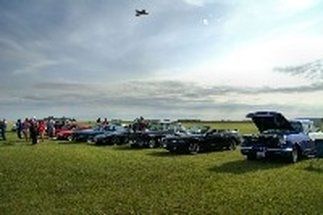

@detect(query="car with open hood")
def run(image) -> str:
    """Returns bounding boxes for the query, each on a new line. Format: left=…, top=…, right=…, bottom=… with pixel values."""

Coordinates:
left=163, top=126, right=241, bottom=154
left=240, top=111, right=315, bottom=163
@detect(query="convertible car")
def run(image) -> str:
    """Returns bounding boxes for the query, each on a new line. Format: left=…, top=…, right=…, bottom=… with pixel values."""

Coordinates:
left=163, top=126, right=241, bottom=154
left=129, top=120, right=185, bottom=148
left=240, top=111, right=315, bottom=163
left=72, top=125, right=117, bottom=142
left=55, top=123, right=91, bottom=141
left=93, top=125, right=130, bottom=145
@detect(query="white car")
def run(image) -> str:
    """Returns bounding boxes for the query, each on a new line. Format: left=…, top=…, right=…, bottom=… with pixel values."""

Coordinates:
left=309, top=131, right=323, bottom=141
left=295, top=119, right=323, bottom=140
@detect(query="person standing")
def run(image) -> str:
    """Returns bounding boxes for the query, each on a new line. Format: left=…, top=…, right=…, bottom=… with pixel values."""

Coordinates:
left=16, top=119, right=23, bottom=139
left=96, top=117, right=102, bottom=127
left=38, top=120, right=46, bottom=142
left=47, top=119, right=54, bottom=138
left=29, top=119, right=38, bottom=145
left=102, top=118, right=109, bottom=127
left=0, top=119, right=6, bottom=141
left=22, top=118, right=30, bottom=142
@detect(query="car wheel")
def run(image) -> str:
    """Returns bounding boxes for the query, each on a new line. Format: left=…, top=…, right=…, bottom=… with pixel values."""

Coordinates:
left=228, top=140, right=237, bottom=151
left=149, top=139, right=157, bottom=148
left=289, top=146, right=299, bottom=163
left=67, top=135, right=73, bottom=142
left=111, top=136, right=120, bottom=145
left=122, top=137, right=129, bottom=145
left=138, top=140, right=145, bottom=147
left=188, top=143, right=200, bottom=155
left=247, top=153, right=256, bottom=160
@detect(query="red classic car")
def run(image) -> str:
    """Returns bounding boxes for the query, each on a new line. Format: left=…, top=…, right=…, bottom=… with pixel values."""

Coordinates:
left=55, top=123, right=91, bottom=141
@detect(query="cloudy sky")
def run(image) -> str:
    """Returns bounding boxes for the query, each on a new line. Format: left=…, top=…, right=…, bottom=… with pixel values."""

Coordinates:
left=1, top=0, right=323, bottom=120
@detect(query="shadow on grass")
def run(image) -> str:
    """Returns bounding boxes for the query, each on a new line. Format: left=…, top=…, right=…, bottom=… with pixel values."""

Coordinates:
left=209, top=159, right=288, bottom=175
left=147, top=151, right=193, bottom=157
left=0, top=140, right=29, bottom=147
left=304, top=166, right=323, bottom=174
left=87, top=143, right=115, bottom=147
left=57, top=141, right=85, bottom=145
left=113, top=145, right=149, bottom=151
left=53, top=140, right=90, bottom=145
left=304, top=159, right=323, bottom=174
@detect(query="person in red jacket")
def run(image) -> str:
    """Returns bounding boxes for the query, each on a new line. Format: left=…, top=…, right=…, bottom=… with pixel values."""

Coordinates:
left=38, top=120, right=46, bottom=142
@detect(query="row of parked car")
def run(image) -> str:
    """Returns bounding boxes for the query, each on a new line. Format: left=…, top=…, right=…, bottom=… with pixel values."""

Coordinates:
left=54, top=119, right=242, bottom=153
left=53, top=111, right=323, bottom=163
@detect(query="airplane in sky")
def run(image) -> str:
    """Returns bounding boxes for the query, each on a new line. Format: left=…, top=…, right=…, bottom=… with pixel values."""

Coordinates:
left=136, top=9, right=149, bottom=17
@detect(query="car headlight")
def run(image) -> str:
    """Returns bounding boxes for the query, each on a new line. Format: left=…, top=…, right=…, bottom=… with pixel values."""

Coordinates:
left=278, top=135, right=287, bottom=145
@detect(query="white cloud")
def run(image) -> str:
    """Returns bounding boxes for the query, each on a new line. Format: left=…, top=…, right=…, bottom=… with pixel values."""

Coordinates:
left=276, top=0, right=319, bottom=13
left=182, top=0, right=218, bottom=6
left=13, top=60, right=59, bottom=75
left=180, top=33, right=323, bottom=87
left=202, top=18, right=209, bottom=25
left=183, top=0, right=206, bottom=6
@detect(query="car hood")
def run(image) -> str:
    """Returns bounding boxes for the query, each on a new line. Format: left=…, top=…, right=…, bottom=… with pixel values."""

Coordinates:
left=165, top=132, right=203, bottom=139
left=94, top=133, right=106, bottom=139
left=58, top=130, right=73, bottom=134
left=74, top=129, right=101, bottom=135
left=247, top=111, right=293, bottom=133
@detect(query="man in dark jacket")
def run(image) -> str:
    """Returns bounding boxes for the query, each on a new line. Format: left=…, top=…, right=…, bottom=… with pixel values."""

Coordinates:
left=29, top=120, right=38, bottom=145
left=16, top=119, right=23, bottom=139
left=0, top=119, right=6, bottom=141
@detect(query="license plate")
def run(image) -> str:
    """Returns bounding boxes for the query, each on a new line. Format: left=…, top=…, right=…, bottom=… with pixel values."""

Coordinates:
left=257, top=151, right=266, bottom=158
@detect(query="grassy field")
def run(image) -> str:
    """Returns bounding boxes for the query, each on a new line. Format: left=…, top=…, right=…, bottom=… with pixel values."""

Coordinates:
left=0, top=123, right=323, bottom=214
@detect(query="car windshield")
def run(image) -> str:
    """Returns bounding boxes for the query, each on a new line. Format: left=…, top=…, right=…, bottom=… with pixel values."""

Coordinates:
left=93, top=126, right=105, bottom=131
left=290, top=121, right=303, bottom=133
left=148, top=124, right=163, bottom=131
left=187, top=126, right=209, bottom=134
left=262, top=129, right=285, bottom=134
left=148, top=122, right=182, bottom=132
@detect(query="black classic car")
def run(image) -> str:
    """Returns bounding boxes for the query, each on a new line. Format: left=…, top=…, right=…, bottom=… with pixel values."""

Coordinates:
left=129, top=120, right=185, bottom=148
left=163, top=126, right=242, bottom=154
left=72, top=125, right=118, bottom=142
left=93, top=125, right=131, bottom=145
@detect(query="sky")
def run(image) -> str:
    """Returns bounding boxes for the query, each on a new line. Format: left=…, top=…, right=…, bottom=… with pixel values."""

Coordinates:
left=0, top=0, right=323, bottom=120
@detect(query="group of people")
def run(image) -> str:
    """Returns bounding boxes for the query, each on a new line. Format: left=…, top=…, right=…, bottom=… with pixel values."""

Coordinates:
left=15, top=118, right=46, bottom=144
left=96, top=117, right=109, bottom=126
left=0, top=116, right=150, bottom=144
left=131, top=116, right=149, bottom=132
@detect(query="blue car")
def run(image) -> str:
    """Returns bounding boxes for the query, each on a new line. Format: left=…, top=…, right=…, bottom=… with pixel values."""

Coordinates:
left=240, top=111, right=315, bottom=163
left=93, top=126, right=130, bottom=145
left=72, top=125, right=117, bottom=142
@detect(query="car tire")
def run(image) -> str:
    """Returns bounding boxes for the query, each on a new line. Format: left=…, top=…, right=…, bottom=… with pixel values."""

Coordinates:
left=228, top=139, right=237, bottom=151
left=149, top=139, right=157, bottom=148
left=111, top=136, right=120, bottom=145
left=188, top=143, right=200, bottom=155
left=122, top=137, right=129, bottom=145
left=67, top=135, right=73, bottom=142
left=289, top=146, right=299, bottom=163
left=247, top=153, right=256, bottom=160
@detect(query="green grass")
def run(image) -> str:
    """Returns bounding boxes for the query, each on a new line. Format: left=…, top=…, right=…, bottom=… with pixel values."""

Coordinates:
left=1, top=124, right=323, bottom=214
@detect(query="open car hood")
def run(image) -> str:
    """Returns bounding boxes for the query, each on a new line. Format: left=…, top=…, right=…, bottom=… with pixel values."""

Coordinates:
left=247, top=111, right=293, bottom=133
